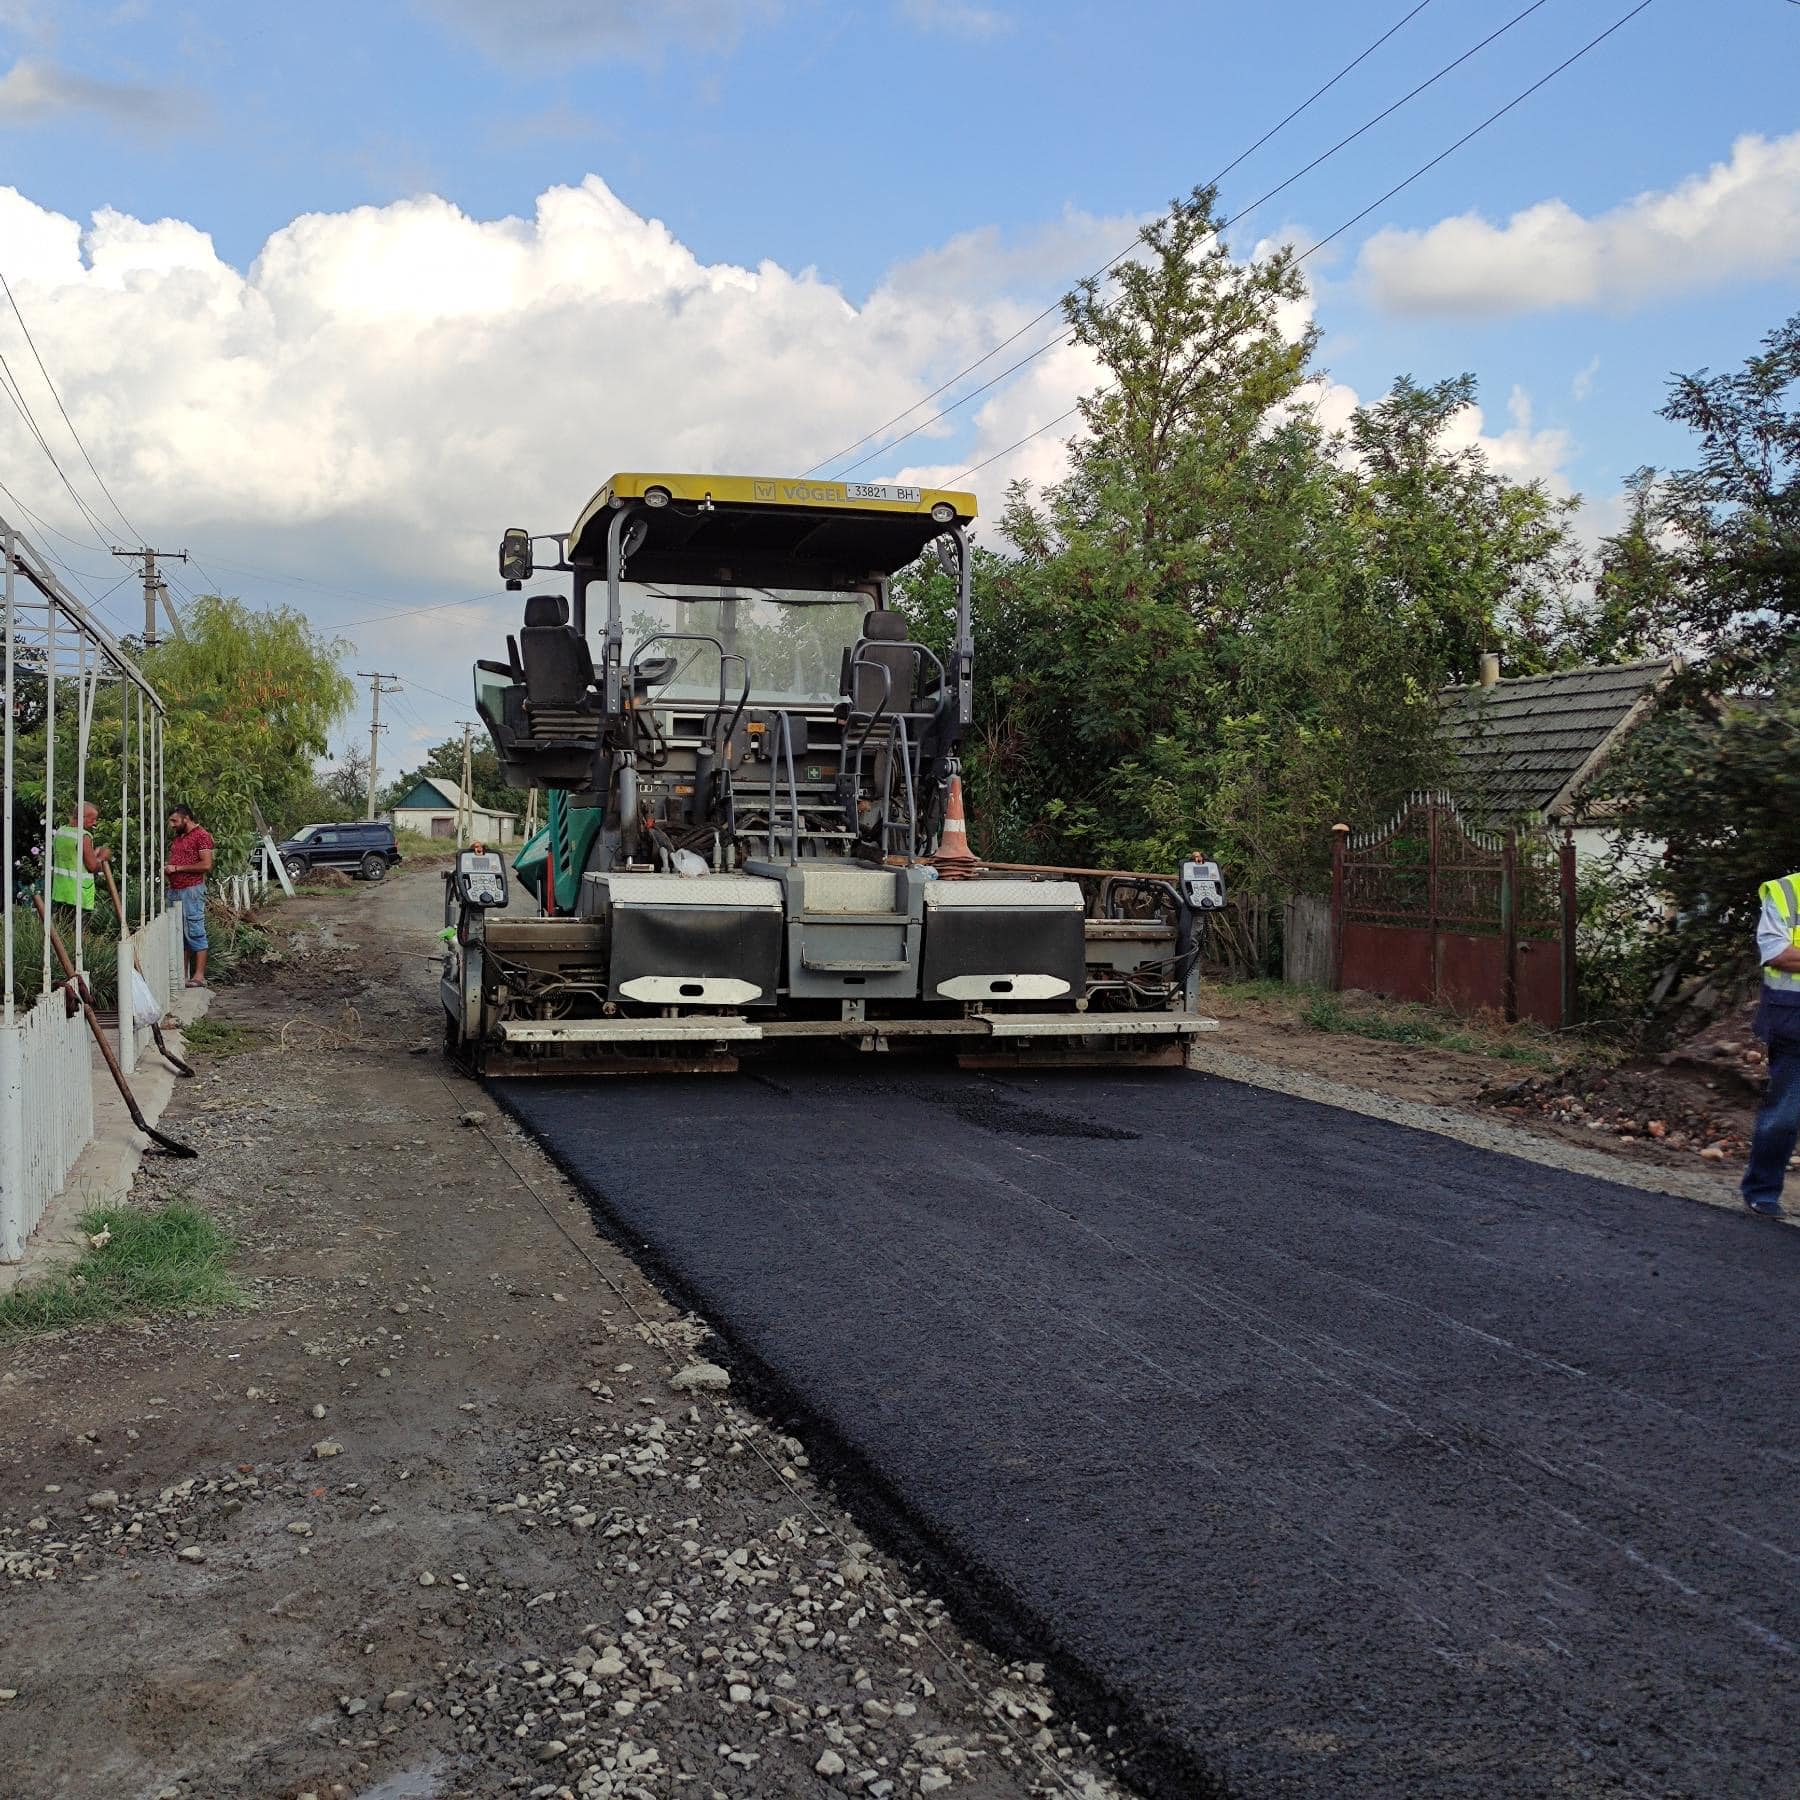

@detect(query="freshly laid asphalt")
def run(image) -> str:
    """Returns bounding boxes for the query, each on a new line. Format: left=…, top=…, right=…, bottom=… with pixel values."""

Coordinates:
left=497, top=1062, right=1800, bottom=1796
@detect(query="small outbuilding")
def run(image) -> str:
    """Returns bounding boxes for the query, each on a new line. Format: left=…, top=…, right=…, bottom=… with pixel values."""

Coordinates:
left=390, top=776, right=518, bottom=845
left=1440, top=654, right=1680, bottom=864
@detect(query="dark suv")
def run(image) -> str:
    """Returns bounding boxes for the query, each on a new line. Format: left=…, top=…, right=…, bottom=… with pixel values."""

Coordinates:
left=278, top=820, right=403, bottom=883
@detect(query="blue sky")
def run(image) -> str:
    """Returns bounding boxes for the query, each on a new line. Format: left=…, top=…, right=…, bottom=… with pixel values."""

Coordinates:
left=1, top=0, right=1797, bottom=752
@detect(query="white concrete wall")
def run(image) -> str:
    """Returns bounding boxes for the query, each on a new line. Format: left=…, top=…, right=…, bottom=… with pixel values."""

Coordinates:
left=0, top=987, right=96, bottom=1262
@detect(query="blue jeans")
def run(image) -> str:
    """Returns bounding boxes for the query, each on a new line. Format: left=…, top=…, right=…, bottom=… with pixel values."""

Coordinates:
left=167, top=884, right=208, bottom=951
left=1743, top=1021, right=1800, bottom=1209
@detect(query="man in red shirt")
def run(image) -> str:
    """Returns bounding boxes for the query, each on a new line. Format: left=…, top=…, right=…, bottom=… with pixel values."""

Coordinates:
left=164, top=802, right=214, bottom=988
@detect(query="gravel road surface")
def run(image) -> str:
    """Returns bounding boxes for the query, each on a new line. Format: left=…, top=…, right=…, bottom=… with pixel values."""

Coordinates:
left=498, top=1061, right=1800, bottom=1797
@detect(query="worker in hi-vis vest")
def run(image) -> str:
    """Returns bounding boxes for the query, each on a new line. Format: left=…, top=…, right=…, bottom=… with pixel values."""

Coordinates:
left=1744, top=872, right=1800, bottom=1217
left=48, top=801, right=111, bottom=911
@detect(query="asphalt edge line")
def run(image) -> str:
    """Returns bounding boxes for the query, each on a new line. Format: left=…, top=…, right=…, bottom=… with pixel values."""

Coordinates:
left=1186, top=1043, right=1757, bottom=1218
left=481, top=1074, right=1242, bottom=1800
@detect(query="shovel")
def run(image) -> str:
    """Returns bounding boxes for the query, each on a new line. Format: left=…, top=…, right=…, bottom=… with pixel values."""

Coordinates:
left=100, top=861, right=195, bottom=1079
left=32, top=894, right=198, bottom=1159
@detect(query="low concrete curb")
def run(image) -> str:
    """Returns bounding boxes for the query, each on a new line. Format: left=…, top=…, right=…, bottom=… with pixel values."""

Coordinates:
left=0, top=985, right=213, bottom=1294
left=1186, top=1040, right=1755, bottom=1217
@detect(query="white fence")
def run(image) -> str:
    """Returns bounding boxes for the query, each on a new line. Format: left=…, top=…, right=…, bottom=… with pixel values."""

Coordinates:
left=117, top=902, right=186, bottom=1077
left=0, top=985, right=96, bottom=1262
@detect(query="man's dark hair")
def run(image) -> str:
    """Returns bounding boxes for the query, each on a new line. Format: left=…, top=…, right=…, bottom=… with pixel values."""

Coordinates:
left=171, top=803, right=196, bottom=823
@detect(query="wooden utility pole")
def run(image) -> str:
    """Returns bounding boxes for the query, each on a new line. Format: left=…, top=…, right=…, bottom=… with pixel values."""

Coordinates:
left=356, top=671, right=400, bottom=819
left=111, top=546, right=188, bottom=648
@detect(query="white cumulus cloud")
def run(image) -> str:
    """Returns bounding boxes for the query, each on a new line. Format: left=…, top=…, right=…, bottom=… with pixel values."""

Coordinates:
left=0, top=178, right=1133, bottom=706
left=1358, top=131, right=1800, bottom=316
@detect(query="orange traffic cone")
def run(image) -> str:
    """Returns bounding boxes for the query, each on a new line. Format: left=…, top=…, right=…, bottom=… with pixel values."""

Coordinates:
left=931, top=774, right=981, bottom=880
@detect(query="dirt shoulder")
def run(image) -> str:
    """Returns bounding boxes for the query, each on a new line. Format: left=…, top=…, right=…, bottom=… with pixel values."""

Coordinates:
left=1200, top=981, right=1755, bottom=1199
left=0, top=870, right=1121, bottom=1800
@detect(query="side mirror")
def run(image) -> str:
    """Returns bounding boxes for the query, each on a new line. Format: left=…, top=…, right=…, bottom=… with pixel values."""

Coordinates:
left=499, top=527, right=533, bottom=589
left=934, top=535, right=961, bottom=580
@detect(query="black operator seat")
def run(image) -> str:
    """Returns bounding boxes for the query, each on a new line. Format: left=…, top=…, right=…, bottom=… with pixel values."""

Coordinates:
left=841, top=609, right=916, bottom=716
left=518, top=592, right=594, bottom=711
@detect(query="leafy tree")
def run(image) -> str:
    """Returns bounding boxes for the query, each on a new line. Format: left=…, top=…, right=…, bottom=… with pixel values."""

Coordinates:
left=1589, top=311, right=1800, bottom=1001
left=899, top=187, right=1588, bottom=903
left=384, top=736, right=514, bottom=816
left=143, top=596, right=356, bottom=863
left=319, top=744, right=371, bottom=818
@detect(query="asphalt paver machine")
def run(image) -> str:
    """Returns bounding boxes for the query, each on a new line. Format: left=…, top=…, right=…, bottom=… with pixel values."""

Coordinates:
left=442, top=472, right=1224, bottom=1073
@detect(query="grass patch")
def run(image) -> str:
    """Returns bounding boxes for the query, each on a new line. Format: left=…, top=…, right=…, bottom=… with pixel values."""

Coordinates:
left=0, top=1201, right=248, bottom=1337
left=1297, top=990, right=1565, bottom=1070
left=394, top=828, right=465, bottom=863
left=182, top=1015, right=264, bottom=1056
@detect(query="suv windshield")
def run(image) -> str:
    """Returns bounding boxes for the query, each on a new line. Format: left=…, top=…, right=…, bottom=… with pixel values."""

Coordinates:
left=622, top=583, right=870, bottom=707
left=292, top=825, right=319, bottom=842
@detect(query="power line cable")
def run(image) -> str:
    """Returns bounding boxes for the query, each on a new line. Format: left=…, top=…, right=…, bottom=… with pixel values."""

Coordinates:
left=0, top=264, right=145, bottom=543
left=0, top=476, right=130, bottom=627
left=0, top=478, right=115, bottom=576
left=338, top=589, right=513, bottom=630
left=945, top=0, right=1658, bottom=489
left=804, top=0, right=1441, bottom=477
left=394, top=672, right=467, bottom=707
left=830, top=0, right=1556, bottom=482
left=0, top=350, right=118, bottom=549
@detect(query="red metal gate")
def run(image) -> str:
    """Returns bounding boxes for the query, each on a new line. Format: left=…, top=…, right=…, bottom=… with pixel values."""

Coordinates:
left=1329, top=793, right=1575, bottom=1028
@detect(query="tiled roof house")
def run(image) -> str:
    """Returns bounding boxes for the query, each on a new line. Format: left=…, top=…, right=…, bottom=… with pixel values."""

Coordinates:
left=1439, top=655, right=1680, bottom=826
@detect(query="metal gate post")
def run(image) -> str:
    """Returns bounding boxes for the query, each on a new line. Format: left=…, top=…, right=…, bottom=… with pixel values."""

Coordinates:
left=1329, top=823, right=1348, bottom=990
left=1501, top=830, right=1519, bottom=1023
left=1560, top=827, right=1578, bottom=1028
left=1427, top=798, right=1442, bottom=1007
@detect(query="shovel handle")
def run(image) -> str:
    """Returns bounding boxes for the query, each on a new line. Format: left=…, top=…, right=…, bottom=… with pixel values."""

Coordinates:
left=30, top=892, right=196, bottom=1154
left=100, top=861, right=147, bottom=976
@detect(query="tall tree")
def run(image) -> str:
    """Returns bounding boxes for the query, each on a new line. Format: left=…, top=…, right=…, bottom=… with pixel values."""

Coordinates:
left=900, top=187, right=1587, bottom=898
left=1591, top=311, right=1800, bottom=995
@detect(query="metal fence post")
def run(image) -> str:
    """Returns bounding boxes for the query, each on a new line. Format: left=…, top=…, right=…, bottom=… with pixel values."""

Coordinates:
left=41, top=596, right=54, bottom=997
left=1560, top=827, right=1579, bottom=1028
left=1501, top=830, right=1519, bottom=1024
left=1329, top=823, right=1349, bottom=991
left=3, top=525, right=14, bottom=1026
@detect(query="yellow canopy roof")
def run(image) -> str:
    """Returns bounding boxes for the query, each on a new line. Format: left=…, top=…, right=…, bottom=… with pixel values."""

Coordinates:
left=567, top=473, right=977, bottom=589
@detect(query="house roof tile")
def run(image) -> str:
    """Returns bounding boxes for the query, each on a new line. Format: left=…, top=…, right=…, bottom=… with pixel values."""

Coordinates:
left=1440, top=657, right=1676, bottom=821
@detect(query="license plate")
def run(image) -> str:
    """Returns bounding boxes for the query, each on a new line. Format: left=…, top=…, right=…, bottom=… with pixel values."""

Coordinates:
left=842, top=482, right=922, bottom=504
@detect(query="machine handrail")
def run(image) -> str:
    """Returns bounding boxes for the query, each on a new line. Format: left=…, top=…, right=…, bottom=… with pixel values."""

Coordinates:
left=764, top=710, right=805, bottom=860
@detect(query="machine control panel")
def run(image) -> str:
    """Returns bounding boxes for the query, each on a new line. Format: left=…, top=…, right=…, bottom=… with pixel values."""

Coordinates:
left=1179, top=857, right=1226, bottom=912
left=452, top=849, right=509, bottom=909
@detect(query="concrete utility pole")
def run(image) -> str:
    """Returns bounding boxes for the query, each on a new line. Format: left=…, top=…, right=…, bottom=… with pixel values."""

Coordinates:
left=357, top=671, right=401, bottom=820
left=111, top=546, right=188, bottom=648
left=456, top=720, right=477, bottom=845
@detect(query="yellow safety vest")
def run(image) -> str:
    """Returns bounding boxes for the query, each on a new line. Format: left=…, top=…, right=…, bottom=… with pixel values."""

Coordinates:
left=1763, top=873, right=1800, bottom=992
left=49, top=825, right=95, bottom=910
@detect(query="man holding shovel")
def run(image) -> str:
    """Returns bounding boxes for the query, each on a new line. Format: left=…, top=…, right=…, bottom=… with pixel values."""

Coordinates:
left=164, top=802, right=213, bottom=989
